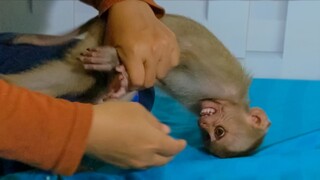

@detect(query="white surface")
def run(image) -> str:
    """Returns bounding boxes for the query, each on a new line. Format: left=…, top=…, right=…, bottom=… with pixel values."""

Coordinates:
left=0, top=0, right=319, bottom=79
left=208, top=1, right=249, bottom=58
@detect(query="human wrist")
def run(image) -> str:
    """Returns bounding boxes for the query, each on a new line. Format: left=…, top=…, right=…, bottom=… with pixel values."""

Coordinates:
left=85, top=104, right=102, bottom=155
left=96, top=0, right=164, bottom=18
left=85, top=103, right=117, bottom=156
left=109, top=0, right=153, bottom=15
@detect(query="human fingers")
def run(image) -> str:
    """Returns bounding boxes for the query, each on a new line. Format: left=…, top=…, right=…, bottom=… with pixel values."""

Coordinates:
left=143, top=55, right=157, bottom=88
left=119, top=53, right=145, bottom=91
left=147, top=155, right=173, bottom=168
left=139, top=106, right=171, bottom=134
left=157, top=137, right=186, bottom=157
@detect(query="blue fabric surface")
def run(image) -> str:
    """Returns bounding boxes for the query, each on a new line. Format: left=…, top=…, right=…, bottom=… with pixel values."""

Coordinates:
left=1, top=33, right=320, bottom=179
left=3, top=79, right=320, bottom=179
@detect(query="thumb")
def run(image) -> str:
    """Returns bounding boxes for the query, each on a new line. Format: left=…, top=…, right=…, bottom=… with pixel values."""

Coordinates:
left=119, top=53, right=145, bottom=91
left=157, top=136, right=187, bottom=157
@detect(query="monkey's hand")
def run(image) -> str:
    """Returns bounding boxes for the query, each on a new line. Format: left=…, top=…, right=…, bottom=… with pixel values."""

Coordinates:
left=78, top=46, right=120, bottom=71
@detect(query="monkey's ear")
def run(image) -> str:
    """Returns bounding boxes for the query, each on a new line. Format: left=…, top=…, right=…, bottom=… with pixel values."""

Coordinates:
left=248, top=108, right=270, bottom=131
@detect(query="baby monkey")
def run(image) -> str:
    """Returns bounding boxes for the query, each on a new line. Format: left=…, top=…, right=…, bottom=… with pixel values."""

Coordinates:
left=1, top=14, right=270, bottom=158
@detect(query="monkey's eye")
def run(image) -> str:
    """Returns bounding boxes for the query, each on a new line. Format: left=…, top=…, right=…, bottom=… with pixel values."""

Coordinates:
left=214, top=126, right=225, bottom=139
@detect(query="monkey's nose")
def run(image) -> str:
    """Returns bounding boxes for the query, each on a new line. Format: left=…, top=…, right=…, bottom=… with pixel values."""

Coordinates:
left=199, top=118, right=212, bottom=129
left=199, top=119, right=209, bottom=129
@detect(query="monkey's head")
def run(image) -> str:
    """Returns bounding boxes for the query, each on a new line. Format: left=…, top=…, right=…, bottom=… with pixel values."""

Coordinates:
left=198, top=99, right=270, bottom=158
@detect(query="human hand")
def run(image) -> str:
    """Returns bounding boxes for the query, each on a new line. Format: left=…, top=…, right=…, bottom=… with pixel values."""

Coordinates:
left=86, top=101, right=186, bottom=169
left=105, top=0, right=180, bottom=90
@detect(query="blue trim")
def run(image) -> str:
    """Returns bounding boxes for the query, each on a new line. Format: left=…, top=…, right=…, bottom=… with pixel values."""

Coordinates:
left=137, top=87, right=155, bottom=111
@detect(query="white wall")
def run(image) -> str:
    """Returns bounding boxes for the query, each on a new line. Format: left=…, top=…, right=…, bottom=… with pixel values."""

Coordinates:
left=1, top=0, right=319, bottom=80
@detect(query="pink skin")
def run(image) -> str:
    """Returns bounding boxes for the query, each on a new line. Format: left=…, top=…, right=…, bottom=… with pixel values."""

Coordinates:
left=106, top=65, right=129, bottom=99
left=78, top=47, right=129, bottom=102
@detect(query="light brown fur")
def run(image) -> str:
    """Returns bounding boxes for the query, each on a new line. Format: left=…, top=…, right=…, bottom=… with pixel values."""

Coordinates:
left=0, top=15, right=270, bottom=157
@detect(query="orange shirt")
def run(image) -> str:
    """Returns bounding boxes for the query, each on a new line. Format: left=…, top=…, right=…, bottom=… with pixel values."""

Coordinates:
left=81, top=0, right=164, bottom=17
left=0, top=0, right=164, bottom=176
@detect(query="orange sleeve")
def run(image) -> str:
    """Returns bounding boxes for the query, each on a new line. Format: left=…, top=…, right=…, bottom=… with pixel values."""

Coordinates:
left=80, top=0, right=164, bottom=17
left=0, top=80, right=93, bottom=175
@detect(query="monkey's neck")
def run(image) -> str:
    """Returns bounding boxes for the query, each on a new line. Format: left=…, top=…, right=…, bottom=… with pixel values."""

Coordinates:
left=159, top=51, right=251, bottom=113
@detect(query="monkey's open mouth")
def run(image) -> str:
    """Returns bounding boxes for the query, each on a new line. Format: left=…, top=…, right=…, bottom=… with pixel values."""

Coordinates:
left=199, top=99, right=219, bottom=118
left=200, top=107, right=216, bottom=117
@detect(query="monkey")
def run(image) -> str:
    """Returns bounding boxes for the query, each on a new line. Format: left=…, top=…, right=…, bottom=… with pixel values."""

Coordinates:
left=0, top=14, right=270, bottom=158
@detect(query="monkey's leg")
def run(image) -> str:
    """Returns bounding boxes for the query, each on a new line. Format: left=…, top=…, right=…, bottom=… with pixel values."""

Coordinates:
left=10, top=18, right=99, bottom=46
left=0, top=60, right=95, bottom=97
left=10, top=34, right=76, bottom=46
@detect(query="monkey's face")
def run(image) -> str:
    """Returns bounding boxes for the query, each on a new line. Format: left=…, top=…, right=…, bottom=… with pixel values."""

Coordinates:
left=198, top=99, right=270, bottom=158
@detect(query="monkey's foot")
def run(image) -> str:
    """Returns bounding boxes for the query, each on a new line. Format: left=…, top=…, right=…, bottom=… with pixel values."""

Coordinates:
left=99, top=65, right=129, bottom=102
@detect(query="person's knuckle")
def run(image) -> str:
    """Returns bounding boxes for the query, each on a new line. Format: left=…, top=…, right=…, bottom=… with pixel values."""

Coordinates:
left=131, top=42, right=148, bottom=54
left=131, top=78, right=144, bottom=87
left=131, top=160, right=148, bottom=169
left=144, top=80, right=154, bottom=89
left=171, top=58, right=180, bottom=67
left=157, top=71, right=167, bottom=79
left=171, top=49, right=180, bottom=66
left=129, top=102, right=144, bottom=110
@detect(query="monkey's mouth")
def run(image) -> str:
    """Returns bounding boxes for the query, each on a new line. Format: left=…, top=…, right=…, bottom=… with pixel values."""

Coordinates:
left=199, top=99, right=217, bottom=117
left=200, top=107, right=216, bottom=117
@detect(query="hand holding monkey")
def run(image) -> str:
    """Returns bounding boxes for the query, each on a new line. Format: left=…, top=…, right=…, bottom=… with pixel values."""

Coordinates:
left=87, top=101, right=186, bottom=168
left=105, top=0, right=180, bottom=90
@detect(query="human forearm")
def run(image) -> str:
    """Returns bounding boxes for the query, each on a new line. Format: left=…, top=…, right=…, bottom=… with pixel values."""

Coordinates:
left=0, top=80, right=92, bottom=175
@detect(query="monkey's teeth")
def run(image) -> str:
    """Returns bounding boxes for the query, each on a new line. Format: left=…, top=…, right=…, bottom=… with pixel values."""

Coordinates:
left=200, top=108, right=216, bottom=116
